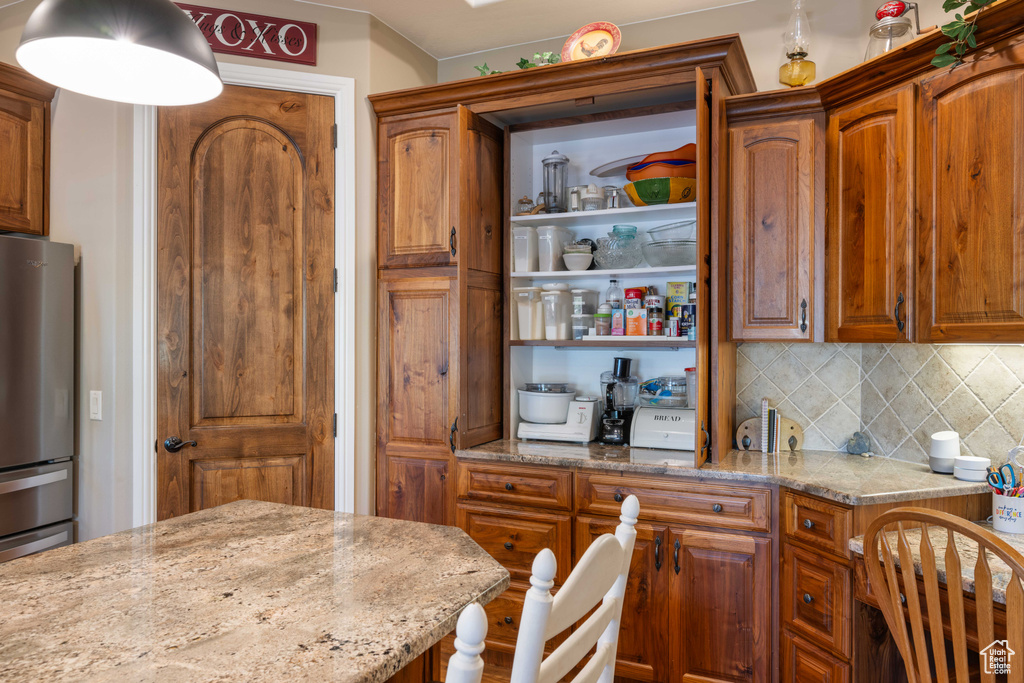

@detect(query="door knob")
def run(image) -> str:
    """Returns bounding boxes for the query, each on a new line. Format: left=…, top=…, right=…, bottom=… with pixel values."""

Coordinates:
left=163, top=436, right=197, bottom=453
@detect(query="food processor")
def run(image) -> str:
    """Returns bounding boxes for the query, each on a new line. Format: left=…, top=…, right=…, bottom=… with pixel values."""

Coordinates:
left=598, top=357, right=639, bottom=445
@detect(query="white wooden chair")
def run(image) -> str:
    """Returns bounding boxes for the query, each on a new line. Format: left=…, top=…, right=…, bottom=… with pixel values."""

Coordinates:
left=447, top=494, right=640, bottom=683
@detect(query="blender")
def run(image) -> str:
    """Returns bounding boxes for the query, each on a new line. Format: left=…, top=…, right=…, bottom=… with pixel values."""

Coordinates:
left=599, top=357, right=639, bottom=446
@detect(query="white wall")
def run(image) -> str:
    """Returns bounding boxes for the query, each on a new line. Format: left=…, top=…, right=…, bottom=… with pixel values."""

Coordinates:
left=1, top=0, right=436, bottom=538
left=438, top=0, right=955, bottom=90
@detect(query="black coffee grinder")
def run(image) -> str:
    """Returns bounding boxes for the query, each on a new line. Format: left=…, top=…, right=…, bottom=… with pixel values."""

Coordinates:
left=599, top=357, right=639, bottom=445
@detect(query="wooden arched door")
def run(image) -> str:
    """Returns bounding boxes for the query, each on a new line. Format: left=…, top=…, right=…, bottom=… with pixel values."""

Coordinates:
left=156, top=85, right=335, bottom=519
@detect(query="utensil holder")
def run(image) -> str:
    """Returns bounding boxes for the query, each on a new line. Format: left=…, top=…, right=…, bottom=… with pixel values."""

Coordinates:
left=992, top=492, right=1024, bottom=534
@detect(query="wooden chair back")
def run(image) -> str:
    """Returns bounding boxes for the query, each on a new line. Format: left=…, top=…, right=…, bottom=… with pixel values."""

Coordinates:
left=444, top=495, right=639, bottom=683
left=864, top=507, right=1024, bottom=683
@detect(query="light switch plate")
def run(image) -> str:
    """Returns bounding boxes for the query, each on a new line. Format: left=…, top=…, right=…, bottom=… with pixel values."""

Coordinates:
left=89, top=390, right=102, bottom=421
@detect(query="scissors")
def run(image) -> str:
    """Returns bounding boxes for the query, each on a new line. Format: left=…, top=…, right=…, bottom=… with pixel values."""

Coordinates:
left=988, top=463, right=1019, bottom=493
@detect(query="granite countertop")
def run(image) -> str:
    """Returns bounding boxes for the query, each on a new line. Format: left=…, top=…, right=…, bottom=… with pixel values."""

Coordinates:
left=849, top=521, right=1024, bottom=605
left=459, top=440, right=990, bottom=505
left=0, top=500, right=509, bottom=683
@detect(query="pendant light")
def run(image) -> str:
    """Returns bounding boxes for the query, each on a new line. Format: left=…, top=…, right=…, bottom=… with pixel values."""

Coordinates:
left=17, top=0, right=222, bottom=106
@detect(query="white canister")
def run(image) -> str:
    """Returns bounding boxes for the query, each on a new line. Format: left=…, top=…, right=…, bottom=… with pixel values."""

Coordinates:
left=513, top=287, right=544, bottom=340
left=536, top=225, right=574, bottom=272
left=541, top=290, right=572, bottom=340
left=992, top=493, right=1024, bottom=534
left=512, top=226, right=538, bottom=273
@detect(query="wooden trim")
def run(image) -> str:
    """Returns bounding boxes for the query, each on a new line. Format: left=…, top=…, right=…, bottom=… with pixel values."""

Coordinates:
left=506, top=100, right=697, bottom=135
left=814, top=0, right=1024, bottom=109
left=368, top=36, right=755, bottom=117
left=724, top=86, right=824, bottom=122
left=0, top=61, right=57, bottom=101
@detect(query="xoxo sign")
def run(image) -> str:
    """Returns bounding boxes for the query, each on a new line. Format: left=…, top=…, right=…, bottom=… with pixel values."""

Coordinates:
left=176, top=3, right=318, bottom=66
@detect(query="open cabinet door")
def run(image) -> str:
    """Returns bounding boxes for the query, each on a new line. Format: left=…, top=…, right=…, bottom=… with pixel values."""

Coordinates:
left=694, top=69, right=713, bottom=468
left=456, top=105, right=505, bottom=450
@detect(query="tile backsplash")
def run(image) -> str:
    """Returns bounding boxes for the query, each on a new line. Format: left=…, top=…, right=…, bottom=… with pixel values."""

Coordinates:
left=735, top=343, right=1024, bottom=464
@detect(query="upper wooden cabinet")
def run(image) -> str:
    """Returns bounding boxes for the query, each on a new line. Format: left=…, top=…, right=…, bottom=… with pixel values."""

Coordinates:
left=827, top=84, right=915, bottom=343
left=726, top=94, right=824, bottom=342
left=917, top=39, right=1024, bottom=342
left=377, top=106, right=502, bottom=270
left=0, top=62, right=55, bottom=236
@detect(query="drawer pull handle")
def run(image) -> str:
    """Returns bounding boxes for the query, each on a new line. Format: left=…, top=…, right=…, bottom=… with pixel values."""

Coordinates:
left=803, top=593, right=813, bottom=604
left=900, top=592, right=907, bottom=606
left=673, top=539, right=681, bottom=575
left=895, top=291, right=906, bottom=333
left=504, top=542, right=513, bottom=551
left=654, top=536, right=662, bottom=571
left=614, top=493, right=624, bottom=503
left=712, top=503, right=723, bottom=513
left=504, top=617, right=513, bottom=625
left=505, top=483, right=514, bottom=491
left=800, top=298, right=808, bottom=333
left=803, top=519, right=815, bottom=530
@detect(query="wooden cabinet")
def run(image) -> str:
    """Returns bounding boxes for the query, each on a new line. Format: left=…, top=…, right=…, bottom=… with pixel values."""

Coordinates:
left=827, top=85, right=915, bottom=343
left=917, top=39, right=1024, bottom=342
left=385, top=455, right=450, bottom=526
left=727, top=99, right=824, bottom=342
left=672, top=527, right=772, bottom=683
left=782, top=630, right=849, bottom=683
left=0, top=62, right=54, bottom=236
left=576, top=516, right=670, bottom=683
left=377, top=106, right=502, bottom=270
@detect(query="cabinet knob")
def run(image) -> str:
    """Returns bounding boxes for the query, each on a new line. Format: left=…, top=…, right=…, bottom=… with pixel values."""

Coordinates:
left=712, top=503, right=723, bottom=513
left=505, top=483, right=514, bottom=491
left=803, top=593, right=813, bottom=604
left=803, top=519, right=815, bottom=530
left=504, top=542, right=513, bottom=550
left=504, top=616, right=513, bottom=625
left=614, top=493, right=624, bottom=503
left=900, top=593, right=907, bottom=606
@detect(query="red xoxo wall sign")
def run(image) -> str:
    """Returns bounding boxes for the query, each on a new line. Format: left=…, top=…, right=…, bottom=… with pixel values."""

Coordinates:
left=176, top=4, right=318, bottom=66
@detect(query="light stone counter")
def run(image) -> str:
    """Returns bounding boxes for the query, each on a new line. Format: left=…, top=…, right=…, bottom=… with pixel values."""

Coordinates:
left=0, top=500, right=509, bottom=682
left=849, top=521, right=1024, bottom=605
left=459, top=440, right=990, bottom=505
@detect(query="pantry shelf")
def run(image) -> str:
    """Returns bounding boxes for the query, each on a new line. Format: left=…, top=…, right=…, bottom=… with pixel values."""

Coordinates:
left=510, top=339, right=697, bottom=348
left=511, top=264, right=697, bottom=279
left=509, top=202, right=696, bottom=228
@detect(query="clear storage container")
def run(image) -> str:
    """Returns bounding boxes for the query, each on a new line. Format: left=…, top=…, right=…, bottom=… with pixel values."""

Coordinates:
left=541, top=290, right=572, bottom=340
left=513, top=287, right=545, bottom=340
left=572, top=314, right=595, bottom=340
left=570, top=288, right=598, bottom=315
left=536, top=225, right=575, bottom=272
left=512, top=226, right=538, bottom=272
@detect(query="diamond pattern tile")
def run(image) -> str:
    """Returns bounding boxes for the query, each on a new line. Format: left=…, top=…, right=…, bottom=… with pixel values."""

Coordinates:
left=736, top=342, right=1024, bottom=463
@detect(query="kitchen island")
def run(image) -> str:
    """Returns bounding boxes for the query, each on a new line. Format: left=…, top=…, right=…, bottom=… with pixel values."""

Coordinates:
left=0, top=500, right=509, bottom=683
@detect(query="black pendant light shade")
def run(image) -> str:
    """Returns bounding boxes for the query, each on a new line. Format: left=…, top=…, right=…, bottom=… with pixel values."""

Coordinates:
left=17, top=0, right=223, bottom=106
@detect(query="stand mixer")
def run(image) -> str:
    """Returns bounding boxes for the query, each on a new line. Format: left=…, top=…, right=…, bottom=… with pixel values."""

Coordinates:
left=598, top=357, right=639, bottom=446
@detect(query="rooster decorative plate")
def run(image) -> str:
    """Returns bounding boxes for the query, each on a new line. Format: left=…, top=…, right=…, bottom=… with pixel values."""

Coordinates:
left=561, top=22, right=621, bottom=62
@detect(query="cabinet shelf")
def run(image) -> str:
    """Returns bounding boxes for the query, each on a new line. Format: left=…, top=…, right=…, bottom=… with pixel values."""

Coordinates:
left=511, top=264, right=697, bottom=280
left=509, top=202, right=696, bottom=228
left=510, top=338, right=696, bottom=348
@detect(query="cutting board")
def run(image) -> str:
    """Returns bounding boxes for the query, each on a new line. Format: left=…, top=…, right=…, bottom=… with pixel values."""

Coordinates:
left=735, top=417, right=804, bottom=451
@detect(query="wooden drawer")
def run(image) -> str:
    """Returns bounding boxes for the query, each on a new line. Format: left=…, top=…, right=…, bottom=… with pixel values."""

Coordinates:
left=781, top=629, right=850, bottom=683
left=456, top=460, right=572, bottom=511
left=479, top=583, right=568, bottom=649
left=577, top=471, right=771, bottom=533
left=782, top=544, right=852, bottom=658
left=457, top=504, right=572, bottom=584
left=784, top=492, right=852, bottom=558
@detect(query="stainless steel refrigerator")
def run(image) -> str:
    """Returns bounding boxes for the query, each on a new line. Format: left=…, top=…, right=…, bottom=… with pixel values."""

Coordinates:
left=0, top=234, right=74, bottom=562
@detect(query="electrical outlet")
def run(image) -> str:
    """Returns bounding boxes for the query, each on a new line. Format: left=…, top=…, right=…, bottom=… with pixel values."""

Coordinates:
left=89, top=390, right=102, bottom=421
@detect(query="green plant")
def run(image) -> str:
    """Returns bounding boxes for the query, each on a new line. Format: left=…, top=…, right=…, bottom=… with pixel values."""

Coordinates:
left=932, top=0, right=995, bottom=69
left=475, top=52, right=560, bottom=76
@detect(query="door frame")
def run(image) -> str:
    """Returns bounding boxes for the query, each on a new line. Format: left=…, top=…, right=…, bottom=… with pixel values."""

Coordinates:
left=131, top=62, right=357, bottom=525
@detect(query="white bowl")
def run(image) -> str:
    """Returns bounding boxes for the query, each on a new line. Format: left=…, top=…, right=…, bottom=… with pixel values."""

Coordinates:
left=563, top=253, right=593, bottom=271
left=954, top=455, right=991, bottom=471
left=953, top=465, right=988, bottom=482
left=518, top=389, right=575, bottom=424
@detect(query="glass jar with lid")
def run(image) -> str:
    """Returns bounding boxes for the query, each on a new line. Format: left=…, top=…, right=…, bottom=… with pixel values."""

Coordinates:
left=542, top=150, right=570, bottom=213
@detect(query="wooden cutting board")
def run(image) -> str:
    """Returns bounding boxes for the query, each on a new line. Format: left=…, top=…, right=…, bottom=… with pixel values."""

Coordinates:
left=735, top=417, right=804, bottom=451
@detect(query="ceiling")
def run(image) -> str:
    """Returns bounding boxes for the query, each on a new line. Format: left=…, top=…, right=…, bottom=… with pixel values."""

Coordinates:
left=297, top=0, right=753, bottom=59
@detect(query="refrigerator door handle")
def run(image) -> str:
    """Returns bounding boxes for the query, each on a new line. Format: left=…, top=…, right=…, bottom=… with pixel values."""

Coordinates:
left=0, top=469, right=68, bottom=495
left=0, top=530, right=69, bottom=563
